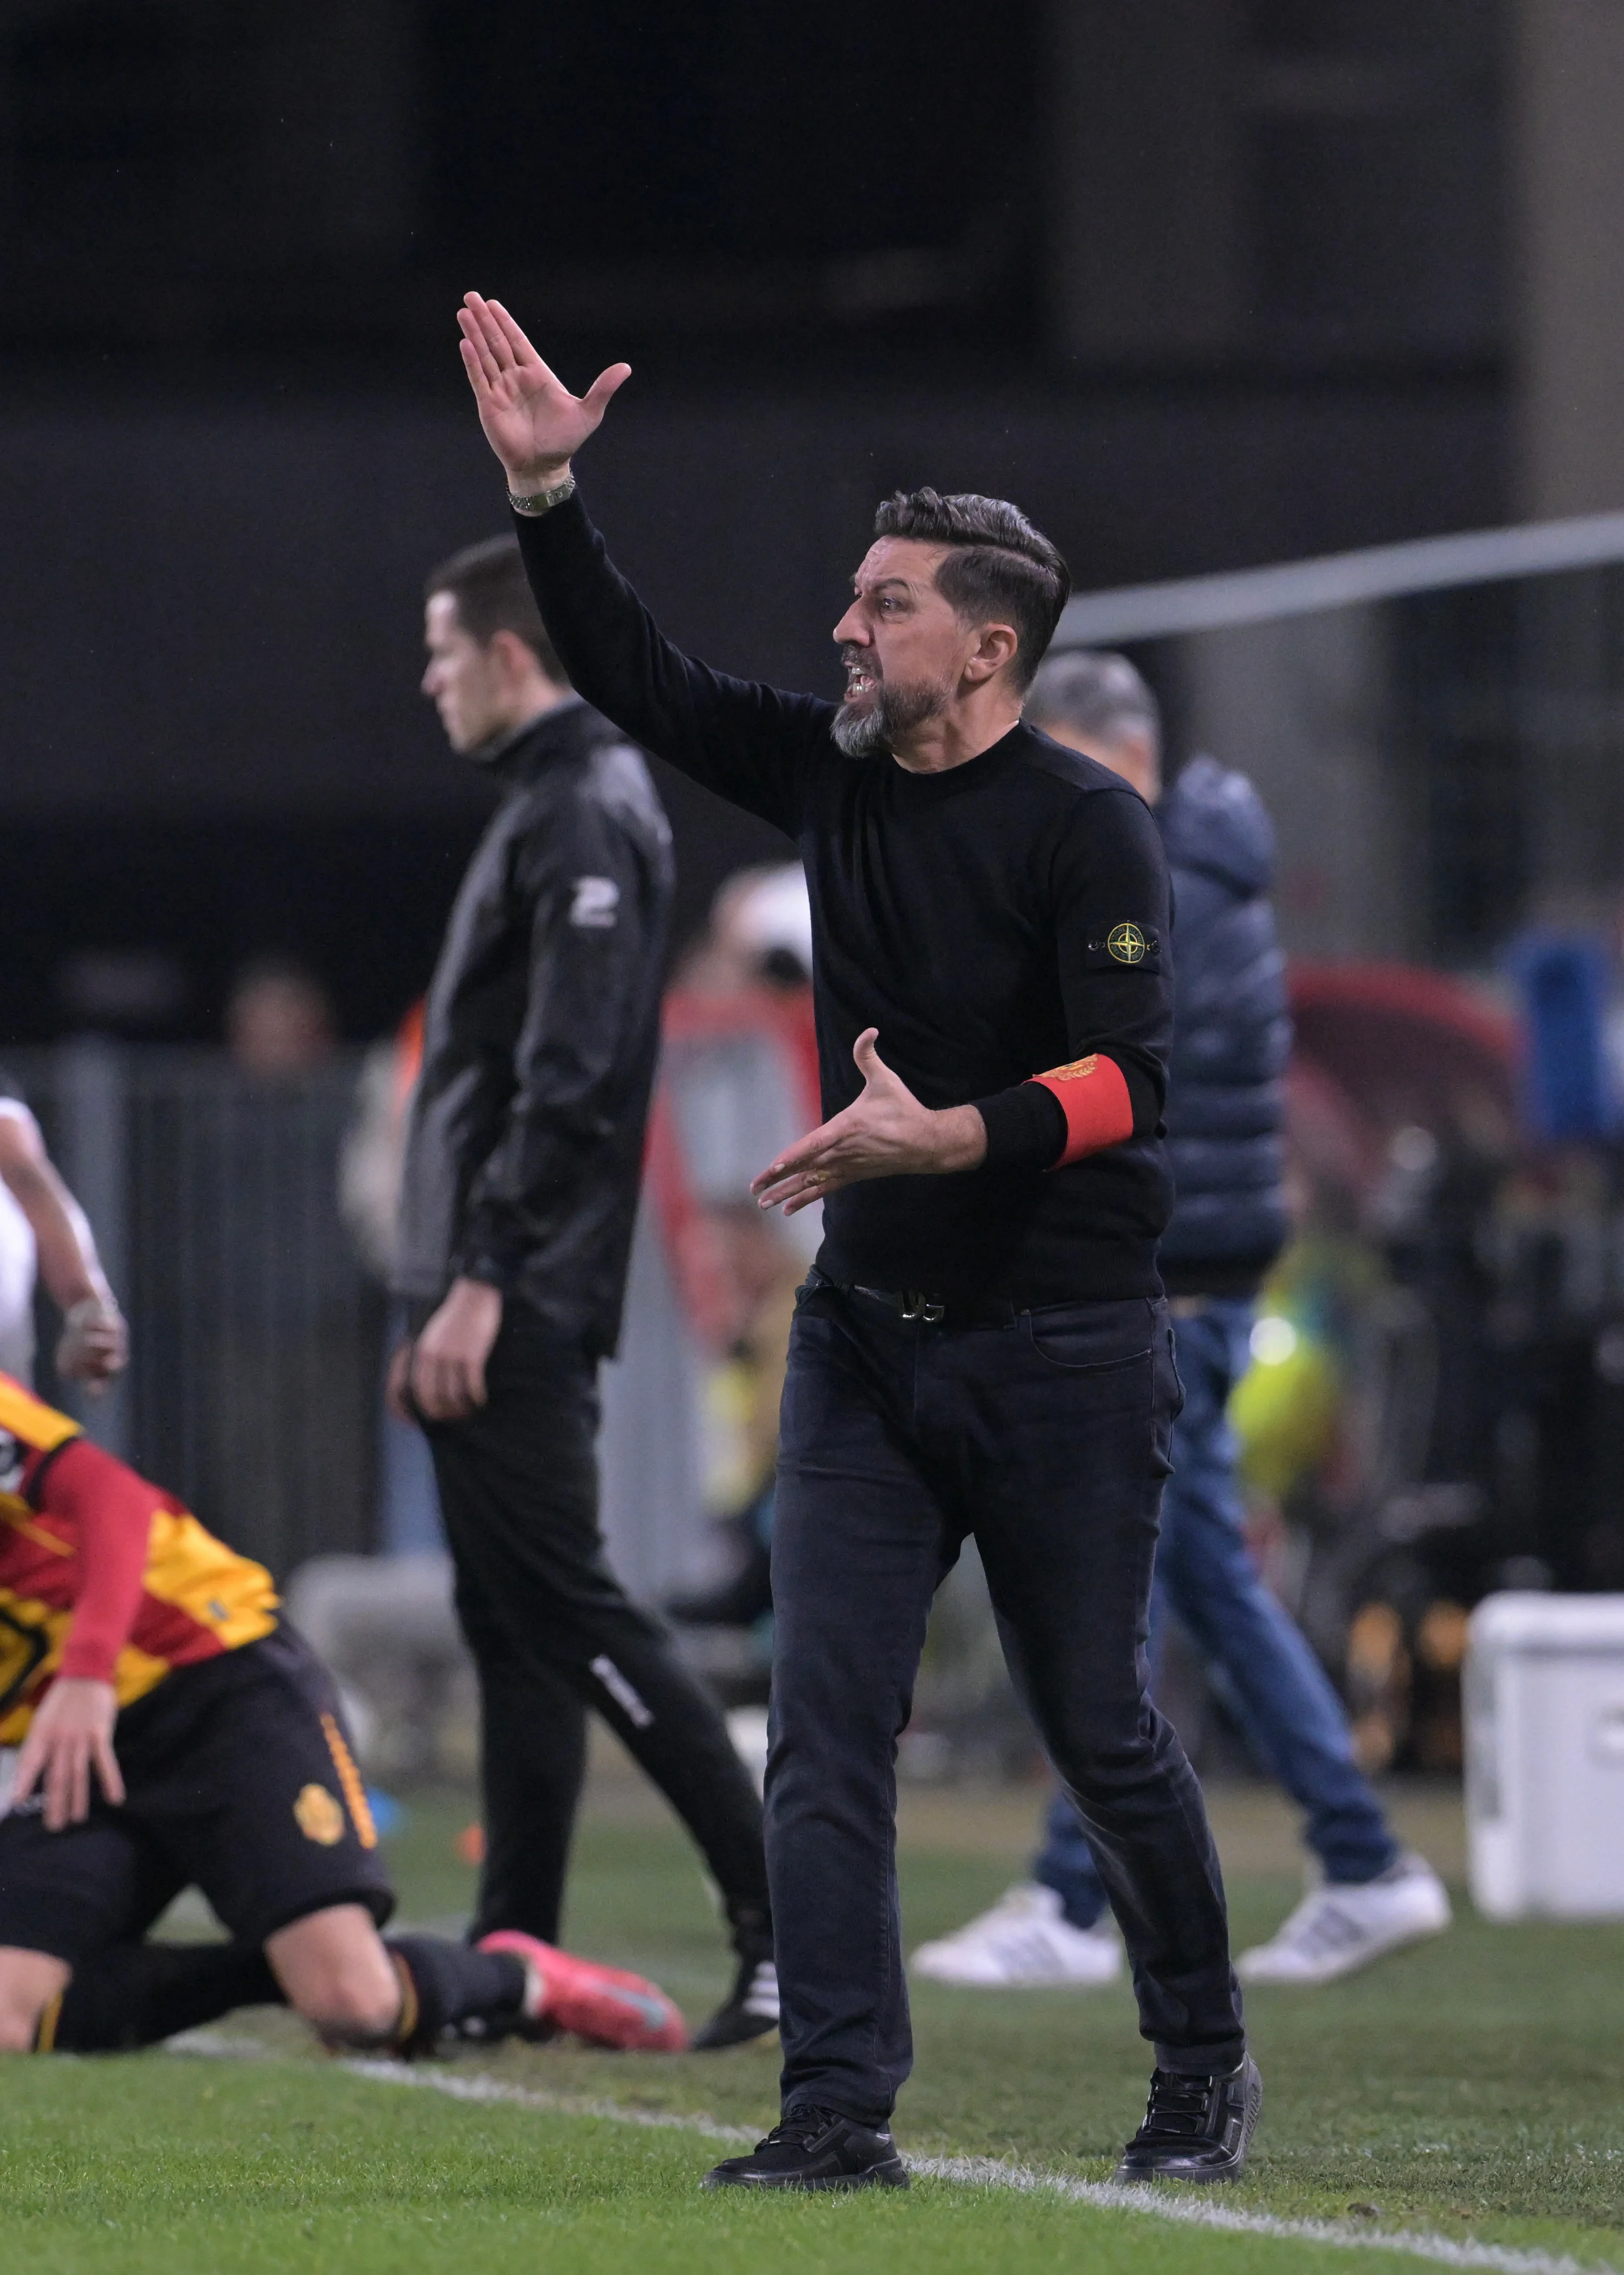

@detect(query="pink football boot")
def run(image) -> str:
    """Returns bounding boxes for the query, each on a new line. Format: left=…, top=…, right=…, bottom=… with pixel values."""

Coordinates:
left=477, top=1930, right=689, bottom=2052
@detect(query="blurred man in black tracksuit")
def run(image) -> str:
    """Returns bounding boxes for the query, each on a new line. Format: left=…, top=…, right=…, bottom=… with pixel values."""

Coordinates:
left=391, top=537, right=775, bottom=2049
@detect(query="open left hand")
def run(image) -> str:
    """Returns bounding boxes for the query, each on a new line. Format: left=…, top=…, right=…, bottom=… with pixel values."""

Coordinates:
left=13, top=1676, right=124, bottom=1831
left=409, top=1278, right=504, bottom=1422
left=751, top=1030, right=986, bottom=1217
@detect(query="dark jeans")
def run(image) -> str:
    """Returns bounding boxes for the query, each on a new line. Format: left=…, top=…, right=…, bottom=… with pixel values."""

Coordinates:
left=421, top=1299, right=770, bottom=1950
left=769, top=1276, right=1244, bottom=2125
left=1033, top=1299, right=1397, bottom=1929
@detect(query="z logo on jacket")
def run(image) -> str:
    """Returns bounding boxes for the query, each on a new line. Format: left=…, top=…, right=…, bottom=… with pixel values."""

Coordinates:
left=570, top=877, right=620, bottom=929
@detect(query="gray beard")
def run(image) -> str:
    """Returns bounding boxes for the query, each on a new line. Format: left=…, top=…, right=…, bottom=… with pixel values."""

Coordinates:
left=831, top=674, right=951, bottom=757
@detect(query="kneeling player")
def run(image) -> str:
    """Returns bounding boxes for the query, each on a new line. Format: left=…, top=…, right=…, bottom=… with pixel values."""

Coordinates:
left=0, top=1372, right=685, bottom=2058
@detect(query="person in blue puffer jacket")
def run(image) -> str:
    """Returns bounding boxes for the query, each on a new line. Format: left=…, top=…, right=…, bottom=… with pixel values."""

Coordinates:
left=913, top=652, right=1451, bottom=1991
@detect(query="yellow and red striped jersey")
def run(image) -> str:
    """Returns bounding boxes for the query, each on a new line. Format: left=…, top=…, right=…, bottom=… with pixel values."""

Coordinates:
left=0, top=1372, right=278, bottom=1744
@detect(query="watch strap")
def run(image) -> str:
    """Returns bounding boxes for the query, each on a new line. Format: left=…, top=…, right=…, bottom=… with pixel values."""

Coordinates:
left=507, top=474, right=577, bottom=517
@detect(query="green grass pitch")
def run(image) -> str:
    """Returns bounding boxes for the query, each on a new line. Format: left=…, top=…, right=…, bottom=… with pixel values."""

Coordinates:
left=3, top=1773, right=1621, bottom=2273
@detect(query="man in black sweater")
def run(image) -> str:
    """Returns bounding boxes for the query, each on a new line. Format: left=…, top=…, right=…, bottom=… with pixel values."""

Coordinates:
left=391, top=536, right=775, bottom=2052
left=455, top=295, right=1255, bottom=2190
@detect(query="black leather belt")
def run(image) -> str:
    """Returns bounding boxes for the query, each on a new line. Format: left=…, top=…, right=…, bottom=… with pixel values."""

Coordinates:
left=854, top=1285, right=945, bottom=1323
left=847, top=1284, right=1018, bottom=1329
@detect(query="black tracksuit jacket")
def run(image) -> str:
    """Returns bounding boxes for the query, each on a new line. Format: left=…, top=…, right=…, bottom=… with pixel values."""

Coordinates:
left=392, top=699, right=673, bottom=1358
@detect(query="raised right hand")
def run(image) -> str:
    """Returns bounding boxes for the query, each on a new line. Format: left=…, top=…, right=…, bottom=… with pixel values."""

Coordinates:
left=457, top=294, right=630, bottom=489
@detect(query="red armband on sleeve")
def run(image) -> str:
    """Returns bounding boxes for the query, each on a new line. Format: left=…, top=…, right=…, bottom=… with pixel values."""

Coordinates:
left=33, top=1438, right=156, bottom=1683
left=1030, top=1053, right=1135, bottom=1169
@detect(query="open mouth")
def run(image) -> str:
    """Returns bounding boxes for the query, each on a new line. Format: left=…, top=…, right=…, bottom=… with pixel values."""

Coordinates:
left=843, top=661, right=876, bottom=703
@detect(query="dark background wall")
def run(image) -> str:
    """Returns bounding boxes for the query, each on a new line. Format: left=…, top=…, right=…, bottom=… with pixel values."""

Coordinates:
left=0, top=0, right=1512, bottom=1040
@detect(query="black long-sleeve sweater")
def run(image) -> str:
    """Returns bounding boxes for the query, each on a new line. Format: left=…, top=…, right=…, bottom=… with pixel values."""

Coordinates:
left=515, top=494, right=1174, bottom=1307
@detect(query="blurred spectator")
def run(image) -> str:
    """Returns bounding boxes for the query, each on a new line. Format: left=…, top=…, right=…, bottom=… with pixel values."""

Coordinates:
left=1263, top=957, right=1624, bottom=1723
left=667, top=1204, right=800, bottom=1643
left=661, top=865, right=821, bottom=1261
left=655, top=868, right=816, bottom=1648
left=225, top=957, right=338, bottom=1080
left=0, top=1070, right=127, bottom=1392
left=211, top=960, right=364, bottom=1569
left=913, top=652, right=1450, bottom=1995
left=1510, top=928, right=1622, bottom=1147
left=340, top=1001, right=446, bottom=1557
left=678, top=862, right=814, bottom=996
left=339, top=1002, right=424, bottom=1282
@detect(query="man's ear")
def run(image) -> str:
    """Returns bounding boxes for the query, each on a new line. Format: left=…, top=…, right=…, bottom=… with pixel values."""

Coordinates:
left=964, top=622, right=1019, bottom=687
left=487, top=628, right=541, bottom=684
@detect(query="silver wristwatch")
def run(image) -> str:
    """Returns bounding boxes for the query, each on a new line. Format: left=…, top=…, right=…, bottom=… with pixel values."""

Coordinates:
left=506, top=473, right=577, bottom=517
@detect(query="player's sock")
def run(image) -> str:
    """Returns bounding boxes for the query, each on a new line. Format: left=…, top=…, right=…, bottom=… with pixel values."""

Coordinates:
left=383, top=1936, right=527, bottom=2053
left=41, top=1941, right=282, bottom=2052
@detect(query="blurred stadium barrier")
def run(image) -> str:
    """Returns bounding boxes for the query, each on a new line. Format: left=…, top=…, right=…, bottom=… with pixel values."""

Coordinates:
left=1, top=1017, right=780, bottom=1627
left=1062, top=505, right=1624, bottom=974
left=15, top=1040, right=381, bottom=1578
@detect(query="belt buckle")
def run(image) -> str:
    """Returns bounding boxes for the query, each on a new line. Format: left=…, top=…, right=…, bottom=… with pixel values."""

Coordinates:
left=900, top=1290, right=945, bottom=1324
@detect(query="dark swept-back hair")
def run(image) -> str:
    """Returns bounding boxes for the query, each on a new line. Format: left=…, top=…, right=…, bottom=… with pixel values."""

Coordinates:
left=872, top=488, right=1072, bottom=692
left=424, top=535, right=566, bottom=684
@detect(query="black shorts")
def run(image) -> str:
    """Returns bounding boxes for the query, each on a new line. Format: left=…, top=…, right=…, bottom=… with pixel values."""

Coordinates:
left=0, top=1624, right=394, bottom=1966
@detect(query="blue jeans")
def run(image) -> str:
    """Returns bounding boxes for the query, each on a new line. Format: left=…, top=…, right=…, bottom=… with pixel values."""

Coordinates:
left=1034, top=1297, right=1397, bottom=1930
left=768, top=1276, right=1243, bottom=2124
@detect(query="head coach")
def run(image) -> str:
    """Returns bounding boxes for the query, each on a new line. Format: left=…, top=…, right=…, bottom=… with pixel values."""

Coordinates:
left=456, top=294, right=1256, bottom=2191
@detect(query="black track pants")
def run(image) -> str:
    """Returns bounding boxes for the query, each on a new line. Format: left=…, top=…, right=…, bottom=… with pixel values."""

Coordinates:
left=421, top=1299, right=770, bottom=1950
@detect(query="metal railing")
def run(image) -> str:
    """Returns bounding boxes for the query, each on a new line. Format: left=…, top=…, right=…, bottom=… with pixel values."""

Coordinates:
left=13, top=1042, right=383, bottom=1578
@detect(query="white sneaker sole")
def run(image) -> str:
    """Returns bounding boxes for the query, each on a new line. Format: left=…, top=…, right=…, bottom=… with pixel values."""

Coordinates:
left=1237, top=1899, right=1452, bottom=1986
left=911, top=1951, right=1122, bottom=1989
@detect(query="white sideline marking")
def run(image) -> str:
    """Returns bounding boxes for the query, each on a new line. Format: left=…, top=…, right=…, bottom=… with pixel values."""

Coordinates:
left=914, top=2157, right=1616, bottom=2275
left=166, top=2030, right=753, bottom=2144
left=339, top=2055, right=755, bottom=2145
left=166, top=2035, right=1615, bottom=2275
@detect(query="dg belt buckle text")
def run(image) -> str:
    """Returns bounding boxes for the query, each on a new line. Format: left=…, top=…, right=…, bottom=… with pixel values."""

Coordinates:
left=900, top=1290, right=945, bottom=1324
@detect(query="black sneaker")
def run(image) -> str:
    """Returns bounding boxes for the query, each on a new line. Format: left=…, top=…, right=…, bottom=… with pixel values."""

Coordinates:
left=704, top=2105, right=909, bottom=2190
left=1113, top=2056, right=1263, bottom=2184
left=690, top=1956, right=780, bottom=2050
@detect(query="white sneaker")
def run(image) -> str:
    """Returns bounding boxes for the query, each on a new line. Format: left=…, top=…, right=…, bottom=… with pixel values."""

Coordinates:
left=1236, top=1851, right=1452, bottom=1986
left=910, top=1883, right=1123, bottom=1987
